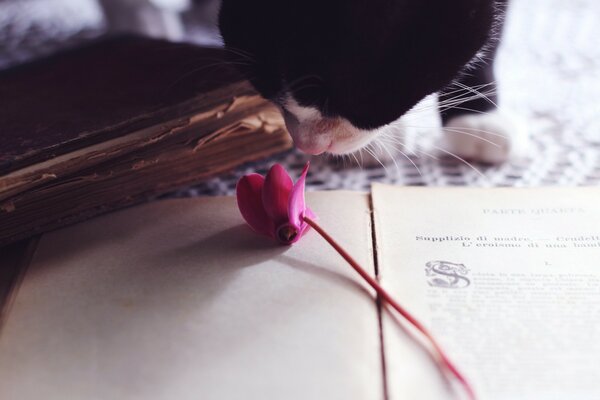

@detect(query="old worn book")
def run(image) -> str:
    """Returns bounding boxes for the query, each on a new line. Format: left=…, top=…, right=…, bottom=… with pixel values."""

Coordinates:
left=1, top=185, right=599, bottom=399
left=0, top=36, right=291, bottom=247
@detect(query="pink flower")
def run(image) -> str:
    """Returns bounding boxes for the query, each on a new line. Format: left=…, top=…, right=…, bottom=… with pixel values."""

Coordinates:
left=236, top=162, right=315, bottom=245
left=235, top=162, right=475, bottom=399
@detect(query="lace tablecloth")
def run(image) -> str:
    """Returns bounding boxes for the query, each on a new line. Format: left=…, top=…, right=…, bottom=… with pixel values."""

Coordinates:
left=2, top=0, right=599, bottom=195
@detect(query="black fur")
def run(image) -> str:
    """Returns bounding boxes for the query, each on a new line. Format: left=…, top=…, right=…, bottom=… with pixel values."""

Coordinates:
left=219, top=0, right=506, bottom=130
left=440, top=0, right=507, bottom=124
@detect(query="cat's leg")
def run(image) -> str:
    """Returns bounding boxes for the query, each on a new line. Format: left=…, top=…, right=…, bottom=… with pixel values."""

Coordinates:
left=438, top=7, right=527, bottom=164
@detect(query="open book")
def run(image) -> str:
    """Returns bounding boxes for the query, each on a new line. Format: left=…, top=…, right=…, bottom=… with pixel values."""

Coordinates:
left=1, top=184, right=599, bottom=399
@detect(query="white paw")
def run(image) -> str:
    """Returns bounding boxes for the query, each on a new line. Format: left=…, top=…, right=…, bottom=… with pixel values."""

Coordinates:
left=441, top=111, right=529, bottom=164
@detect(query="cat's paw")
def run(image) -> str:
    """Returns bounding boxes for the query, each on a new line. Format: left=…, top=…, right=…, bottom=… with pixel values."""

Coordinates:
left=441, top=111, right=528, bottom=164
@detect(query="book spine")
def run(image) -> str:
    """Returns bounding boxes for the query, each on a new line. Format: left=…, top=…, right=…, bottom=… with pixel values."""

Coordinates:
left=0, top=100, right=291, bottom=246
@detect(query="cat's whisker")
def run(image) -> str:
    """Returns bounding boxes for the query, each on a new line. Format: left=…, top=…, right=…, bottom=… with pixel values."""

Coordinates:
left=418, top=147, right=441, bottom=161
left=344, top=153, right=352, bottom=169
left=377, top=135, right=424, bottom=177
left=389, top=142, right=423, bottom=177
left=426, top=82, right=497, bottom=108
left=432, top=145, right=488, bottom=180
left=436, top=106, right=489, bottom=117
left=438, top=87, right=498, bottom=105
left=410, top=89, right=498, bottom=114
left=350, top=152, right=362, bottom=169
left=403, top=123, right=509, bottom=140
left=341, top=153, right=348, bottom=169
left=369, top=142, right=387, bottom=169
left=401, top=122, right=507, bottom=143
left=388, top=138, right=427, bottom=178
left=436, top=91, right=498, bottom=110
left=445, top=81, right=496, bottom=93
left=403, top=144, right=440, bottom=162
left=442, top=128, right=501, bottom=147
left=410, top=85, right=497, bottom=113
left=377, top=132, right=409, bottom=147
left=389, top=139, right=440, bottom=161
left=386, top=133, right=426, bottom=159
left=374, top=137, right=403, bottom=174
left=377, top=131, right=410, bottom=146
left=364, top=143, right=388, bottom=172
left=447, top=81, right=496, bottom=89
left=452, top=81, right=498, bottom=108
left=442, top=125, right=508, bottom=139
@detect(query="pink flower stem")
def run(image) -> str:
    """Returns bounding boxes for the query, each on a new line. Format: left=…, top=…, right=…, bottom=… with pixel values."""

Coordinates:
left=303, top=216, right=476, bottom=400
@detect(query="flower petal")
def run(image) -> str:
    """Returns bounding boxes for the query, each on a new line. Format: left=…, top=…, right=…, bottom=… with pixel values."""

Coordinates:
left=293, top=208, right=317, bottom=243
left=236, top=174, right=275, bottom=237
left=304, top=207, right=318, bottom=221
left=288, top=162, right=310, bottom=227
left=262, top=164, right=293, bottom=226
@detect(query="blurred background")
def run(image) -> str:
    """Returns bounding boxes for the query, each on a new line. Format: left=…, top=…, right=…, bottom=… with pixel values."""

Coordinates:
left=1, top=0, right=599, bottom=193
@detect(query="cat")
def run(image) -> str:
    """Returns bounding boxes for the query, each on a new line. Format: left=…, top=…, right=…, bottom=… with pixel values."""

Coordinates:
left=218, top=0, right=527, bottom=163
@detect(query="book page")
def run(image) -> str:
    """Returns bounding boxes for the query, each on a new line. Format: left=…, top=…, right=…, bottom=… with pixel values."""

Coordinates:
left=0, top=192, right=382, bottom=400
left=372, top=184, right=600, bottom=400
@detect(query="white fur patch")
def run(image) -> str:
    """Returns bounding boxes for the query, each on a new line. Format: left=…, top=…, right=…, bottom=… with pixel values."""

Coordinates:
left=281, top=94, right=379, bottom=155
left=441, top=110, right=529, bottom=164
left=284, top=96, right=322, bottom=122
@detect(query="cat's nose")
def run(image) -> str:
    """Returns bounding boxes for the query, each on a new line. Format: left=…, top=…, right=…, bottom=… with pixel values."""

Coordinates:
left=295, top=138, right=331, bottom=155
left=289, top=127, right=332, bottom=155
left=282, top=110, right=332, bottom=155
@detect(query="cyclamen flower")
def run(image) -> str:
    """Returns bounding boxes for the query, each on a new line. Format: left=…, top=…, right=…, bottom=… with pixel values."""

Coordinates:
left=236, top=162, right=315, bottom=245
left=235, top=162, right=475, bottom=399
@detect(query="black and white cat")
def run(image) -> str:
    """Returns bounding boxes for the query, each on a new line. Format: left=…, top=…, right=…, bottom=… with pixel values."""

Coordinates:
left=99, top=0, right=526, bottom=163
left=219, top=0, right=527, bottom=163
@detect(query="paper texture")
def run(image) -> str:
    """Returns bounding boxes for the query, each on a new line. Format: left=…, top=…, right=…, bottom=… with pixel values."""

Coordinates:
left=0, top=192, right=382, bottom=400
left=372, top=184, right=600, bottom=400
left=4, top=184, right=600, bottom=399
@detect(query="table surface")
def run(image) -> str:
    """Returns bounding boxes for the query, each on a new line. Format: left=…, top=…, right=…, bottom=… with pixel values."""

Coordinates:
left=2, top=0, right=599, bottom=195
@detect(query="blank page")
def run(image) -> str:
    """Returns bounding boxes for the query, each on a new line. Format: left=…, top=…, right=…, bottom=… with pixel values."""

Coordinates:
left=0, top=192, right=382, bottom=400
